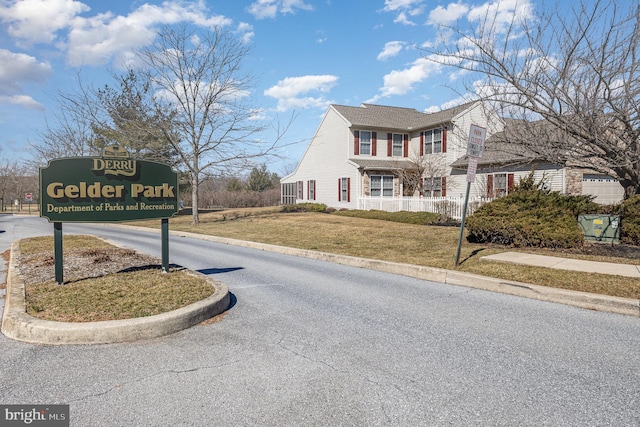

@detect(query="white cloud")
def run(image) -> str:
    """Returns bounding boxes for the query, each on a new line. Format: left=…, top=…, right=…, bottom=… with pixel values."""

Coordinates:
left=425, top=0, right=533, bottom=33
left=0, top=49, right=50, bottom=109
left=66, top=2, right=232, bottom=66
left=428, top=2, right=469, bottom=25
left=236, top=22, right=254, bottom=44
left=367, top=56, right=441, bottom=102
left=0, top=0, right=89, bottom=45
left=0, top=94, right=44, bottom=110
left=0, top=49, right=51, bottom=85
left=316, top=30, right=327, bottom=44
left=382, top=0, right=425, bottom=25
left=264, top=75, right=338, bottom=111
left=393, top=12, right=415, bottom=26
left=468, top=0, right=534, bottom=33
left=377, top=41, right=405, bottom=61
left=423, top=96, right=475, bottom=113
left=382, top=0, right=423, bottom=12
left=0, top=1, right=234, bottom=67
left=247, top=0, right=314, bottom=20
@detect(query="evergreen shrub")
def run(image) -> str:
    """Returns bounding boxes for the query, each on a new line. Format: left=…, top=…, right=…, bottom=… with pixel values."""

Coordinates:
left=619, top=195, right=640, bottom=245
left=466, top=188, right=599, bottom=249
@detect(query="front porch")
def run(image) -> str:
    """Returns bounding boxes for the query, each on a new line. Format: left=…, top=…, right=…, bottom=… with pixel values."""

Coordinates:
left=357, top=196, right=490, bottom=220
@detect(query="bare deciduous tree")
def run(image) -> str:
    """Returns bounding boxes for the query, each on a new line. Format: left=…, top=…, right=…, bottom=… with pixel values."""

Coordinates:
left=137, top=25, right=289, bottom=223
left=29, top=69, right=175, bottom=171
left=424, top=0, right=640, bottom=198
left=28, top=82, right=100, bottom=168
left=0, top=159, right=33, bottom=210
left=393, top=153, right=450, bottom=196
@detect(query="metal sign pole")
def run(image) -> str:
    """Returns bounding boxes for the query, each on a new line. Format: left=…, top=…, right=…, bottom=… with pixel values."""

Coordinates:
left=54, top=222, right=64, bottom=284
left=455, top=182, right=471, bottom=267
left=161, top=218, right=169, bottom=273
left=455, top=124, right=486, bottom=267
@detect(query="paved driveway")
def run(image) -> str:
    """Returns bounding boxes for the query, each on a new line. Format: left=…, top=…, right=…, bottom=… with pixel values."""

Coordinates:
left=1, top=216, right=639, bottom=426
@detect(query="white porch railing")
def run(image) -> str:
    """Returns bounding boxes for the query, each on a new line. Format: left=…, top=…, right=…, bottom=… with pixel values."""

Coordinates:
left=357, top=196, right=490, bottom=220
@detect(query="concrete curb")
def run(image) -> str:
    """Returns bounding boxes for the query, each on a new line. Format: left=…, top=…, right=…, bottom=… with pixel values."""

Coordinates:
left=1, top=241, right=230, bottom=345
left=169, top=229, right=640, bottom=318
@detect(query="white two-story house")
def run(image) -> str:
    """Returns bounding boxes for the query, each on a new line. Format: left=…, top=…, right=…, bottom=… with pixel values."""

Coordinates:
left=281, top=101, right=625, bottom=215
left=281, top=101, right=503, bottom=210
left=281, top=102, right=502, bottom=209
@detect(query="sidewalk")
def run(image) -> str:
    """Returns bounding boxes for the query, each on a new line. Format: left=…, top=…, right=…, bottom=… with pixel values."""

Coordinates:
left=481, top=252, right=640, bottom=278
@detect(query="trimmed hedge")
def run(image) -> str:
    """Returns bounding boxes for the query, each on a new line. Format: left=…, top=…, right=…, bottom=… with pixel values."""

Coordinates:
left=333, top=209, right=444, bottom=225
left=281, top=203, right=328, bottom=213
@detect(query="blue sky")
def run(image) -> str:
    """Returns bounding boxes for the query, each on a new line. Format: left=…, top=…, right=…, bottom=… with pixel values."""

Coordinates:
left=0, top=0, right=536, bottom=175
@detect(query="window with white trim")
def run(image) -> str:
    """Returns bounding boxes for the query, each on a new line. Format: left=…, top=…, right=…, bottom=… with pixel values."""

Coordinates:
left=424, top=128, right=443, bottom=154
left=494, top=173, right=507, bottom=196
left=308, top=180, right=316, bottom=200
left=392, top=133, right=404, bottom=157
left=424, top=177, right=443, bottom=197
left=297, top=181, right=303, bottom=199
left=281, top=183, right=296, bottom=204
left=360, top=131, right=371, bottom=155
left=339, top=177, right=350, bottom=202
left=371, top=175, right=394, bottom=197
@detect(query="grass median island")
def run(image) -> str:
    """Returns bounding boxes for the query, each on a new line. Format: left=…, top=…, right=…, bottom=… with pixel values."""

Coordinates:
left=19, top=235, right=217, bottom=322
left=136, top=207, right=640, bottom=300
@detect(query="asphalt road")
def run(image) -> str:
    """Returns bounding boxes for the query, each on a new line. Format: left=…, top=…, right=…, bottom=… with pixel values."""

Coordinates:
left=1, top=215, right=639, bottom=426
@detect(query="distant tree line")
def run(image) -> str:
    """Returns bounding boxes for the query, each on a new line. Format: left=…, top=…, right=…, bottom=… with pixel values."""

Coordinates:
left=192, top=164, right=281, bottom=209
left=0, top=160, right=38, bottom=211
left=0, top=158, right=281, bottom=212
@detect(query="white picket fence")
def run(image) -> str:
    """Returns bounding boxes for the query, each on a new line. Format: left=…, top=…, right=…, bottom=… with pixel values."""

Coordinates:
left=357, top=196, right=490, bottom=220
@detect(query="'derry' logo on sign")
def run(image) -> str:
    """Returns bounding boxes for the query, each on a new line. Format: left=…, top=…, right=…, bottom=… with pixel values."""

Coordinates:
left=92, top=144, right=137, bottom=177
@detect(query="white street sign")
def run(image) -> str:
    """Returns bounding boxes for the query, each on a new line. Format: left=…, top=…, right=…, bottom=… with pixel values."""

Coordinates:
left=467, top=124, right=487, bottom=158
left=467, top=157, right=478, bottom=183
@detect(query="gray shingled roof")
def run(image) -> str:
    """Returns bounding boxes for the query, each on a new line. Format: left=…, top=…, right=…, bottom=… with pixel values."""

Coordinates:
left=450, top=118, right=574, bottom=169
left=332, top=102, right=476, bottom=130
left=450, top=142, right=540, bottom=169
left=450, top=130, right=542, bottom=169
left=349, top=158, right=416, bottom=170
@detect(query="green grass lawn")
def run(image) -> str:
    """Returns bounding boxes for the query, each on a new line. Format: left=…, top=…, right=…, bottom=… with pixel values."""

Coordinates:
left=139, top=208, right=640, bottom=300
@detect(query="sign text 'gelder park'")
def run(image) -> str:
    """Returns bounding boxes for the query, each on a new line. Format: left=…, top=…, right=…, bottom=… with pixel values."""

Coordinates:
left=40, top=145, right=179, bottom=222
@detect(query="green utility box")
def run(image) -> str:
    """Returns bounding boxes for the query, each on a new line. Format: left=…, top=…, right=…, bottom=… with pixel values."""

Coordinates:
left=577, top=214, right=621, bottom=243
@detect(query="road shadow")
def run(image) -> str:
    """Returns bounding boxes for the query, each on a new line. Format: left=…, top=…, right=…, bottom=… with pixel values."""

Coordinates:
left=197, top=267, right=244, bottom=275
left=118, top=264, right=176, bottom=273
left=227, top=292, right=237, bottom=310
left=458, top=248, right=486, bottom=266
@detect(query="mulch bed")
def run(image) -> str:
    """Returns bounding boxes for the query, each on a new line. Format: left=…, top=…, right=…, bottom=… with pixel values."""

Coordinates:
left=17, top=248, right=162, bottom=285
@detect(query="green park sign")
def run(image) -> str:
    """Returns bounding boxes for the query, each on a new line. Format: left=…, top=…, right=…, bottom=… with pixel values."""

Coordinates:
left=40, top=145, right=179, bottom=283
left=40, top=145, right=179, bottom=223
